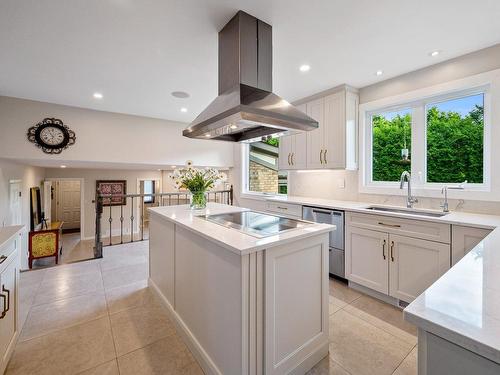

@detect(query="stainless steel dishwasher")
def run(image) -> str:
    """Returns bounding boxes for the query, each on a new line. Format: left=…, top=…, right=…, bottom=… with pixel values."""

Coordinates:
left=302, top=206, right=345, bottom=279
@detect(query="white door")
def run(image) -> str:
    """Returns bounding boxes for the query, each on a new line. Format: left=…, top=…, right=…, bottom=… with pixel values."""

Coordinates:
left=56, top=180, right=81, bottom=230
left=306, top=98, right=325, bottom=169
left=8, top=181, right=22, bottom=226
left=389, top=234, right=450, bottom=303
left=345, top=226, right=389, bottom=294
left=278, top=135, right=293, bottom=170
left=323, top=91, right=345, bottom=168
left=451, top=225, right=492, bottom=266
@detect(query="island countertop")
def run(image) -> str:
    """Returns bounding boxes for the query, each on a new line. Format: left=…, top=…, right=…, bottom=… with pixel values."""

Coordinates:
left=148, top=202, right=334, bottom=255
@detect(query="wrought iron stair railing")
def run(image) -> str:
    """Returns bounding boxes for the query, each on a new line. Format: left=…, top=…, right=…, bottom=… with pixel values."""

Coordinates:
left=94, top=186, right=233, bottom=258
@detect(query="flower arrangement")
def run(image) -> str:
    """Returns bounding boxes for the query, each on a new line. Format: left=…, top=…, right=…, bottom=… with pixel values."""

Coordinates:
left=168, top=161, right=226, bottom=209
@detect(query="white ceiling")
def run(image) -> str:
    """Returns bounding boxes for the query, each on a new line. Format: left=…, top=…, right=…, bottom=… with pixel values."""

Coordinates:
left=1, top=0, right=500, bottom=123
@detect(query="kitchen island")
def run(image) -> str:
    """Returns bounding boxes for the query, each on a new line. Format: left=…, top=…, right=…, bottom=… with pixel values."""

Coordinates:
left=148, top=203, right=334, bottom=375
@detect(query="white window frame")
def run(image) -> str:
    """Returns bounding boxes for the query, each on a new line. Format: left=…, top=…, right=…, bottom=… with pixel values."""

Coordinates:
left=240, top=143, right=288, bottom=198
left=359, top=71, right=493, bottom=200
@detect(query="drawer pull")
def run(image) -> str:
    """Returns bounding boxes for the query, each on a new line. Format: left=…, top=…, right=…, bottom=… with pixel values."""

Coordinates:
left=0, top=255, right=7, bottom=264
left=378, top=222, right=401, bottom=228
left=382, top=239, right=386, bottom=260
left=390, top=241, right=395, bottom=262
left=276, top=206, right=288, bottom=210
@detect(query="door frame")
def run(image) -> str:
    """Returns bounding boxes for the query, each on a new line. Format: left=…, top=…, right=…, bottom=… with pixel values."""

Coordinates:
left=44, top=178, right=85, bottom=240
left=8, top=179, right=22, bottom=226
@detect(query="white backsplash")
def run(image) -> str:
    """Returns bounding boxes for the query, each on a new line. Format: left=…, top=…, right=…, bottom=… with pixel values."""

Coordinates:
left=288, top=170, right=500, bottom=215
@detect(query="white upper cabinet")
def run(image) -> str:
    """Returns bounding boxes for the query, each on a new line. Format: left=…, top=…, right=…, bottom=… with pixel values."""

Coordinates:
left=306, top=98, right=325, bottom=169
left=278, top=135, right=293, bottom=170
left=278, top=86, right=358, bottom=170
left=279, top=104, right=308, bottom=170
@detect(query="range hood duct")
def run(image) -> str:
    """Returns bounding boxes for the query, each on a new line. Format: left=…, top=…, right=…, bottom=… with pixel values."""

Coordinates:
left=183, top=11, right=318, bottom=142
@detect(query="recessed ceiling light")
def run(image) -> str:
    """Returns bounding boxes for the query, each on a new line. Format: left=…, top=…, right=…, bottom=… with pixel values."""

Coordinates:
left=430, top=50, right=440, bottom=57
left=171, top=91, right=190, bottom=98
left=204, top=134, right=211, bottom=137
left=60, top=165, right=67, bottom=168
left=180, top=107, right=188, bottom=113
left=93, top=92, right=103, bottom=99
left=375, top=70, right=383, bottom=76
left=299, top=64, right=311, bottom=72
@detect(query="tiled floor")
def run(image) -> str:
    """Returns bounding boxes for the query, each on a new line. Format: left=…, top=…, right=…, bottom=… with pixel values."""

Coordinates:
left=10, top=240, right=202, bottom=375
left=13, top=240, right=417, bottom=375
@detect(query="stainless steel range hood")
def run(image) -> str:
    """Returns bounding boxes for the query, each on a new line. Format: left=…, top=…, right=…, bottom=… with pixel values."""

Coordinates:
left=183, top=11, right=318, bottom=142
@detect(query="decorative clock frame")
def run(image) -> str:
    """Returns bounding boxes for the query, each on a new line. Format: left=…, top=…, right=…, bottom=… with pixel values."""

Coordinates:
left=27, top=118, right=76, bottom=154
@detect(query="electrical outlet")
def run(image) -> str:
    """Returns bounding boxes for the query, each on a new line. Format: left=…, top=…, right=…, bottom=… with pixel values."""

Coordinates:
left=337, top=179, right=345, bottom=189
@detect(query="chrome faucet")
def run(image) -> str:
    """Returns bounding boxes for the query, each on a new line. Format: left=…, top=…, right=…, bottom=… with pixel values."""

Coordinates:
left=400, top=171, right=418, bottom=208
left=440, top=182, right=466, bottom=213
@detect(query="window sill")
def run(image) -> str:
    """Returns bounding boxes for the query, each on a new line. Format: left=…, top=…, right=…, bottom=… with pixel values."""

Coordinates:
left=359, top=183, right=493, bottom=201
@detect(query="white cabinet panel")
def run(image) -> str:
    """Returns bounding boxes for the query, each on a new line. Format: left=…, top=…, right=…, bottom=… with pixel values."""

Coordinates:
left=323, top=92, right=345, bottom=168
left=278, top=135, right=293, bottom=170
left=345, top=226, right=389, bottom=294
left=306, top=98, right=325, bottom=169
left=451, top=225, right=492, bottom=266
left=389, top=234, right=450, bottom=303
left=292, top=133, right=308, bottom=169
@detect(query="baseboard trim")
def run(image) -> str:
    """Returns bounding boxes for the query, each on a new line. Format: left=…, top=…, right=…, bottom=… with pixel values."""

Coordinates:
left=348, top=281, right=400, bottom=307
left=289, top=339, right=329, bottom=375
left=148, top=278, right=222, bottom=375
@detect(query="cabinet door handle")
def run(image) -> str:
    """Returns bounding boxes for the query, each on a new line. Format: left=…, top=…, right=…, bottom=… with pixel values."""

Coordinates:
left=291, top=153, right=294, bottom=165
left=390, top=241, right=395, bottom=262
left=319, top=150, right=323, bottom=164
left=0, top=255, right=7, bottom=264
left=382, top=239, right=386, bottom=260
left=324, top=149, right=328, bottom=164
left=2, top=286, right=9, bottom=314
left=287, top=153, right=291, bottom=166
left=0, top=294, right=5, bottom=319
left=378, top=222, right=401, bottom=228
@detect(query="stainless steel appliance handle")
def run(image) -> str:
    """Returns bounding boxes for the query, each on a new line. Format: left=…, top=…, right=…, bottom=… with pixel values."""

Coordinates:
left=311, top=208, right=334, bottom=215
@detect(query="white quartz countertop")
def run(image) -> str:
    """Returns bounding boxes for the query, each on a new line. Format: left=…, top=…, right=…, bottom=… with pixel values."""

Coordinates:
left=404, top=226, right=500, bottom=363
left=148, top=203, right=334, bottom=255
left=0, top=225, right=24, bottom=249
left=267, top=195, right=500, bottom=229
left=268, top=195, right=500, bottom=361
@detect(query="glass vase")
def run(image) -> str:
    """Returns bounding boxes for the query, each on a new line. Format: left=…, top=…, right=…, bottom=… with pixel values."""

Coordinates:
left=189, top=190, right=207, bottom=210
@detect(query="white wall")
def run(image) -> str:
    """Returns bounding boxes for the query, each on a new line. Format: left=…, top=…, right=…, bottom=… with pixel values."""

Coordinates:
left=0, top=158, right=46, bottom=269
left=0, top=96, right=234, bottom=168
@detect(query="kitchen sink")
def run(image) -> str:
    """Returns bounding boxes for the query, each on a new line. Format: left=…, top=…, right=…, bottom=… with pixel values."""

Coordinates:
left=366, top=206, right=449, bottom=218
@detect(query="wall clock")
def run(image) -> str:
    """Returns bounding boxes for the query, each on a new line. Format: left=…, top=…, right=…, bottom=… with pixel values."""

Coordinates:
left=27, top=118, right=76, bottom=154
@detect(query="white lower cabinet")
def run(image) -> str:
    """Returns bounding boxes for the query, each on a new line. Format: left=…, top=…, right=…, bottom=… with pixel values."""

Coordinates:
left=0, top=228, right=21, bottom=375
left=346, top=222, right=451, bottom=303
left=451, top=225, right=492, bottom=266
left=345, top=226, right=389, bottom=294
left=389, top=234, right=450, bottom=302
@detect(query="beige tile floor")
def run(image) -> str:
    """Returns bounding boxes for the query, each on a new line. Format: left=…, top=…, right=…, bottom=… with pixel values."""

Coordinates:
left=13, top=240, right=417, bottom=375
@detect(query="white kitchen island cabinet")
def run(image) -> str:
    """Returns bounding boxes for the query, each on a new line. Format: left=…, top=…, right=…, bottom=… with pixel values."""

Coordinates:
left=148, top=203, right=333, bottom=375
